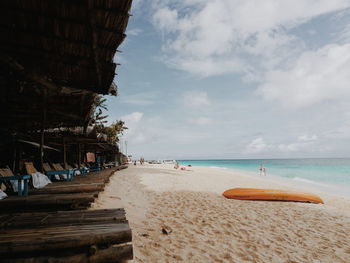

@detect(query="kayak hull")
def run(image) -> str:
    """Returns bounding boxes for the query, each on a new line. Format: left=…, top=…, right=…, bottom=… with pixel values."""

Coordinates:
left=223, top=188, right=323, bottom=204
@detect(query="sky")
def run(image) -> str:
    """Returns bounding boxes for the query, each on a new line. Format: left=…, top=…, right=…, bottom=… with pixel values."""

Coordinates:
left=105, top=0, right=350, bottom=160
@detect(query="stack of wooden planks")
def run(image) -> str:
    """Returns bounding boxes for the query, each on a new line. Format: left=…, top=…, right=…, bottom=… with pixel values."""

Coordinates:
left=0, top=209, right=133, bottom=262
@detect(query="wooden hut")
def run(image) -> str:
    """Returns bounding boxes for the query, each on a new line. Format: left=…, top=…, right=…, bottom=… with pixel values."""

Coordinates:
left=0, top=0, right=132, bottom=169
left=0, top=1, right=134, bottom=262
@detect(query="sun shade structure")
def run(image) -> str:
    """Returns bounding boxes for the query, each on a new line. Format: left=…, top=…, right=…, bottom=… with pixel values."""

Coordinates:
left=0, top=0, right=132, bottom=131
left=0, top=0, right=132, bottom=94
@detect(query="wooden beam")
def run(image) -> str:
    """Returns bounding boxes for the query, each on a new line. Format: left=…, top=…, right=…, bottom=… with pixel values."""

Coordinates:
left=0, top=55, right=96, bottom=95
left=1, top=244, right=133, bottom=263
left=2, top=49, right=114, bottom=71
left=2, top=3, right=131, bottom=21
left=0, top=24, right=126, bottom=49
left=0, top=43, right=115, bottom=68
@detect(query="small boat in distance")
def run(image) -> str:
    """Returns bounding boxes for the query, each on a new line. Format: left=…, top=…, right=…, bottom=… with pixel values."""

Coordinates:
left=223, top=188, right=324, bottom=204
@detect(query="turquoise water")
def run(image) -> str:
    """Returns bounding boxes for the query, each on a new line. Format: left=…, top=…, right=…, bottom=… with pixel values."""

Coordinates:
left=178, top=159, right=350, bottom=187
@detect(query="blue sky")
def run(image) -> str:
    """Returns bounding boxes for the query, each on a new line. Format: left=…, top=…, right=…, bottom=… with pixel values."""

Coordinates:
left=105, top=0, right=350, bottom=160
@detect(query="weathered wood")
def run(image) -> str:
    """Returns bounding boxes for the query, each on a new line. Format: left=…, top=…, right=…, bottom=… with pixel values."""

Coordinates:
left=0, top=223, right=132, bottom=254
left=1, top=243, right=133, bottom=263
left=30, top=184, right=105, bottom=195
left=0, top=209, right=126, bottom=229
left=63, top=138, right=67, bottom=169
left=78, top=143, right=82, bottom=166
left=0, top=193, right=97, bottom=213
left=39, top=89, right=47, bottom=173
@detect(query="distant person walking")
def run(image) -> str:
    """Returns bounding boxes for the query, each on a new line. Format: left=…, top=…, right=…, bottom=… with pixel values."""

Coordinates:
left=259, top=164, right=267, bottom=176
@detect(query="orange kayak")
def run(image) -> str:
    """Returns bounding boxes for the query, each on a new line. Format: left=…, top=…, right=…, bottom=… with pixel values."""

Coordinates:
left=223, top=188, right=323, bottom=204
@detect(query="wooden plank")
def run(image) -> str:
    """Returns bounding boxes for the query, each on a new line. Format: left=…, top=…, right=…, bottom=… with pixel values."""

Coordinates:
left=1, top=243, right=133, bottom=263
left=30, top=184, right=105, bottom=195
left=0, top=193, right=97, bottom=213
left=0, top=209, right=126, bottom=229
left=0, top=223, right=132, bottom=255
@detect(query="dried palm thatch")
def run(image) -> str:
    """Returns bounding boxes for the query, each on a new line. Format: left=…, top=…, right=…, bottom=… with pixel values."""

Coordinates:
left=0, top=0, right=132, bottom=94
left=0, top=0, right=133, bottom=131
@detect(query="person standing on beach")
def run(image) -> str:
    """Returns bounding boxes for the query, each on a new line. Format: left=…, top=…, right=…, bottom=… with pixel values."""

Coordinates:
left=263, top=167, right=267, bottom=176
left=259, top=164, right=263, bottom=176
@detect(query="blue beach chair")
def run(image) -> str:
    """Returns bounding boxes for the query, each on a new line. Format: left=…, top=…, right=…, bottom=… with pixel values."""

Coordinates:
left=0, top=168, right=31, bottom=196
left=49, top=163, right=75, bottom=182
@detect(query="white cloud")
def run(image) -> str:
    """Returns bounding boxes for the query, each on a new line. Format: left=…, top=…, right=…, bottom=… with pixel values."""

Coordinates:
left=188, top=117, right=212, bottom=126
left=298, top=134, right=318, bottom=142
left=120, top=112, right=144, bottom=141
left=182, top=91, right=211, bottom=107
left=244, top=137, right=269, bottom=154
left=257, top=43, right=350, bottom=109
left=127, top=28, right=143, bottom=36
left=278, top=134, right=318, bottom=152
left=121, top=112, right=143, bottom=123
left=323, top=119, right=350, bottom=139
left=150, top=0, right=350, bottom=76
left=119, top=114, right=166, bottom=145
left=339, top=22, right=350, bottom=42
left=120, top=92, right=156, bottom=105
left=244, top=134, right=319, bottom=154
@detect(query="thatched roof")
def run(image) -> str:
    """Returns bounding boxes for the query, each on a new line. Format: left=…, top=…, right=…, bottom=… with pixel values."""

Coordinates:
left=0, top=0, right=132, bottom=94
left=1, top=82, right=96, bottom=130
left=0, top=0, right=133, bottom=131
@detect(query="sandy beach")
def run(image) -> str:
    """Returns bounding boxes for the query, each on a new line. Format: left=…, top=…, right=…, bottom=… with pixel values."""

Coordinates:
left=92, top=164, right=350, bottom=263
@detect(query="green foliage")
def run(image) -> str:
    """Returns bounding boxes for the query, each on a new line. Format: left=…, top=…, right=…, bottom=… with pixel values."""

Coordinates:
left=92, top=95, right=108, bottom=125
left=96, top=120, right=128, bottom=145
left=92, top=95, right=128, bottom=144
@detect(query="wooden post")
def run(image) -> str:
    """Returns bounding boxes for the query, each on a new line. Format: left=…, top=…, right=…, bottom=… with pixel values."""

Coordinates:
left=94, top=145, right=97, bottom=166
left=78, top=144, right=81, bottom=166
left=39, top=89, right=47, bottom=173
left=63, top=138, right=67, bottom=169
left=12, top=135, right=16, bottom=172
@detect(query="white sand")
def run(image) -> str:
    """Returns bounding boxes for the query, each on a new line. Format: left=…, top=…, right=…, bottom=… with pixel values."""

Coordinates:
left=92, top=164, right=350, bottom=262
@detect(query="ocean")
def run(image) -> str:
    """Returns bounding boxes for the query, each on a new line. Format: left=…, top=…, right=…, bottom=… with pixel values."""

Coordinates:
left=178, top=159, right=350, bottom=195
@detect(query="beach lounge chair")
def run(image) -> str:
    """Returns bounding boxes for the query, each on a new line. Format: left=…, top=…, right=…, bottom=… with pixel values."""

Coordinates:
left=0, top=167, right=31, bottom=196
left=66, top=164, right=82, bottom=176
left=42, top=163, right=65, bottom=181
left=85, top=163, right=102, bottom=172
left=25, top=162, right=72, bottom=182
left=73, top=163, right=90, bottom=175
left=50, top=163, right=75, bottom=182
